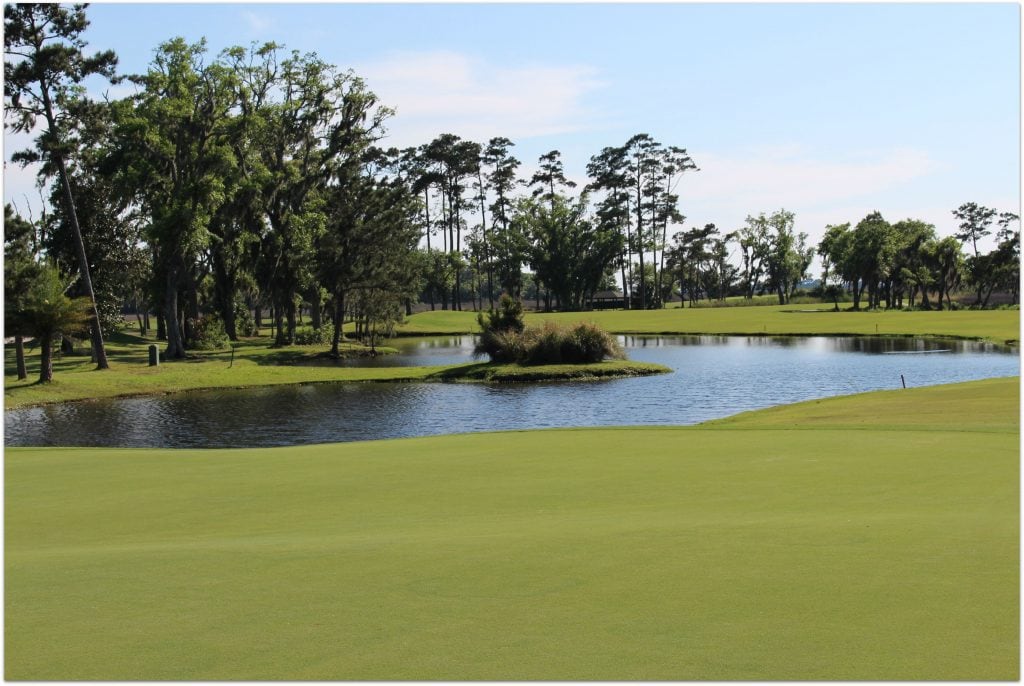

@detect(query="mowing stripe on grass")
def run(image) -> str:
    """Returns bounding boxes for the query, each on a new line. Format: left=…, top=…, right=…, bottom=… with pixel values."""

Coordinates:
left=5, top=378, right=1018, bottom=680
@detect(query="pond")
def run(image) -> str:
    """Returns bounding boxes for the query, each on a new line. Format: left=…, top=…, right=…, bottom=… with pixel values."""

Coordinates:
left=5, top=335, right=1018, bottom=449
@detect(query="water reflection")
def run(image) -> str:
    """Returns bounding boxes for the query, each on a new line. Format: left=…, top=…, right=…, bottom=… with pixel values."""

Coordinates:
left=6, top=336, right=1017, bottom=449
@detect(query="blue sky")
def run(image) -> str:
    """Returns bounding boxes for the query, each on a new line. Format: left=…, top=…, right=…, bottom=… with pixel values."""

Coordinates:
left=4, top=2, right=1020, bottom=268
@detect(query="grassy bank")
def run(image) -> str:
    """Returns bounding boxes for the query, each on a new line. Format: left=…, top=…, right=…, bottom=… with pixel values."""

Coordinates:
left=3, top=331, right=667, bottom=409
left=6, top=377, right=1018, bottom=680
left=398, top=304, right=1020, bottom=344
left=5, top=305, right=1017, bottom=409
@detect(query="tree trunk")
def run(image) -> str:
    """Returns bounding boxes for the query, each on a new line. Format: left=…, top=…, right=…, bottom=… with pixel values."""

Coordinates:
left=164, top=265, right=186, bottom=359
left=286, top=298, right=297, bottom=342
left=38, top=77, right=108, bottom=370
left=15, top=336, right=27, bottom=380
left=619, top=251, right=628, bottom=311
left=309, top=288, right=322, bottom=329
left=330, top=292, right=346, bottom=358
left=274, top=299, right=288, bottom=346
left=182, top=267, right=200, bottom=348
left=38, top=333, right=53, bottom=383
left=211, top=249, right=235, bottom=340
left=981, top=282, right=995, bottom=308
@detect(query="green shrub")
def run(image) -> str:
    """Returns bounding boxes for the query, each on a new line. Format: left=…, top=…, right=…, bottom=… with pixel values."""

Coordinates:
left=477, top=317, right=622, bottom=366
left=475, top=294, right=527, bottom=361
left=294, top=326, right=331, bottom=346
left=481, top=328, right=529, bottom=363
left=234, top=300, right=258, bottom=337
left=486, top=294, right=526, bottom=333
left=192, top=314, right=230, bottom=350
left=564, top=321, right=625, bottom=363
left=523, top=321, right=565, bottom=365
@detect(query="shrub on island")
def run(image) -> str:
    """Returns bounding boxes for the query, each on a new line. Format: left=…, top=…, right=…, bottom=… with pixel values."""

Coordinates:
left=475, top=295, right=624, bottom=365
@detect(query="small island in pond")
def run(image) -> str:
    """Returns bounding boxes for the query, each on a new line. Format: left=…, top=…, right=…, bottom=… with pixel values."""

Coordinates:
left=428, top=359, right=670, bottom=383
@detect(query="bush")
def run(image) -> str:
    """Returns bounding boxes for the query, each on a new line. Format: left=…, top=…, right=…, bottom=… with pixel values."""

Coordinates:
left=477, top=317, right=622, bottom=366
left=564, top=321, right=625, bottom=363
left=294, top=326, right=331, bottom=346
left=234, top=300, right=258, bottom=337
left=477, top=294, right=525, bottom=334
left=475, top=294, right=621, bottom=365
left=192, top=314, right=230, bottom=350
left=479, top=328, right=530, bottom=363
left=523, top=321, right=565, bottom=365
left=475, top=294, right=527, bottom=361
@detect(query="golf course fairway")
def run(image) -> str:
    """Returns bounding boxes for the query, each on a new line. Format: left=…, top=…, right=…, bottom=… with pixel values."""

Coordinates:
left=5, top=377, right=1018, bottom=680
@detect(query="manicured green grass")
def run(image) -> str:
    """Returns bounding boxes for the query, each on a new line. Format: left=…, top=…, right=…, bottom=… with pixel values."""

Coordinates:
left=399, top=304, right=1020, bottom=345
left=6, top=377, right=1018, bottom=680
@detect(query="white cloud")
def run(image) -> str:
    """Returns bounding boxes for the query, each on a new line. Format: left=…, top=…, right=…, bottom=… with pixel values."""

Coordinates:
left=355, top=51, right=607, bottom=148
left=686, top=146, right=943, bottom=212
left=241, top=10, right=273, bottom=36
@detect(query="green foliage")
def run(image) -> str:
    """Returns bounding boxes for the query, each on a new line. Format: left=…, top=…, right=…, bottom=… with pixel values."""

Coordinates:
left=478, top=293, right=525, bottom=333
left=292, top=326, right=331, bottom=346
left=517, top=194, right=623, bottom=311
left=191, top=314, right=230, bottom=350
left=234, top=299, right=258, bottom=337
left=16, top=264, right=92, bottom=339
left=4, top=206, right=41, bottom=332
left=476, top=314, right=623, bottom=365
left=474, top=294, right=527, bottom=361
left=12, top=263, right=93, bottom=381
left=354, top=289, right=406, bottom=350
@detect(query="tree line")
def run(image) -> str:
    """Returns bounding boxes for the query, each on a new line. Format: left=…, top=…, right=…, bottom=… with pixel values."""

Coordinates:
left=4, top=4, right=706, bottom=367
left=5, top=4, right=1020, bottom=381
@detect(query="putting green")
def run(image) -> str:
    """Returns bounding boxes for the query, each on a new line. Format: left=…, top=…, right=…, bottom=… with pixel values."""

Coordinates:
left=5, top=377, right=1019, bottom=680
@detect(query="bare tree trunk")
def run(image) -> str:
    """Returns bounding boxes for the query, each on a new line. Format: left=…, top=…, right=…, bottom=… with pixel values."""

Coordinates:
left=330, top=292, right=346, bottom=358
left=39, top=79, right=108, bottom=370
left=309, top=287, right=322, bottom=329
left=15, top=336, right=27, bottom=380
left=164, top=265, right=186, bottom=359
left=286, top=298, right=297, bottom=343
left=274, top=300, right=287, bottom=346
left=38, top=333, right=53, bottom=383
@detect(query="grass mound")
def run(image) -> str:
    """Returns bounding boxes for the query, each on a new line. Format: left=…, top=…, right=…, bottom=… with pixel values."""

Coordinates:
left=5, top=377, right=1018, bottom=680
left=428, top=359, right=668, bottom=382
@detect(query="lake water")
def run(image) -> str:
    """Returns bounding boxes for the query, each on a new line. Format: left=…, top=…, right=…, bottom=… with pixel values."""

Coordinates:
left=5, top=335, right=1017, bottom=449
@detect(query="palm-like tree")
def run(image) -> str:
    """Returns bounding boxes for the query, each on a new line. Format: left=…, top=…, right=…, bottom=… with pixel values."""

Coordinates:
left=13, top=265, right=92, bottom=383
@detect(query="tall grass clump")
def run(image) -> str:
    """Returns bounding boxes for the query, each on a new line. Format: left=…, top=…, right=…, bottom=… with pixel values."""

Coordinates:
left=476, top=295, right=622, bottom=364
